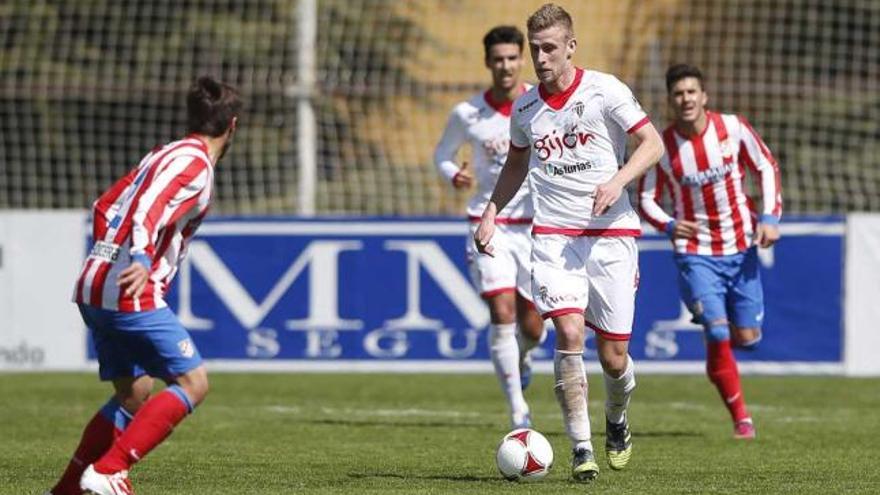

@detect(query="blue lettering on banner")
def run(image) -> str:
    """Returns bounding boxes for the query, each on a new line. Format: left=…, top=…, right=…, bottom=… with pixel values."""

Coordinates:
left=87, top=217, right=843, bottom=366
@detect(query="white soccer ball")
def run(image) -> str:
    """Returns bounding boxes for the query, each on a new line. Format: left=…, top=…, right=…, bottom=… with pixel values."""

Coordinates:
left=495, top=428, right=554, bottom=481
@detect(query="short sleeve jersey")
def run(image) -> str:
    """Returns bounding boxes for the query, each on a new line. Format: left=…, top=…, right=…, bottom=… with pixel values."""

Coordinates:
left=510, top=68, right=650, bottom=234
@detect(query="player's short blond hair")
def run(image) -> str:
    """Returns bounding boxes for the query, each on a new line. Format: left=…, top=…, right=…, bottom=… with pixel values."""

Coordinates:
left=527, top=3, right=574, bottom=39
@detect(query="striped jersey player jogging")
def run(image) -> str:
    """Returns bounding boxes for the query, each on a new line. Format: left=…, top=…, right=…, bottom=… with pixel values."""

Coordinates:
left=74, top=136, right=213, bottom=312
left=638, top=111, right=782, bottom=255
left=638, top=62, right=783, bottom=442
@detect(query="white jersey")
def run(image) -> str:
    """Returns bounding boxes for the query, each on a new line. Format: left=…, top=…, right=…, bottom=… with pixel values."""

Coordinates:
left=434, top=86, right=533, bottom=220
left=509, top=68, right=650, bottom=235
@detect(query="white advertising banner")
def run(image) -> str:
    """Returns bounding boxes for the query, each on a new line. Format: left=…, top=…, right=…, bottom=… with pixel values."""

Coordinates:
left=0, top=210, right=88, bottom=370
left=844, top=213, right=880, bottom=376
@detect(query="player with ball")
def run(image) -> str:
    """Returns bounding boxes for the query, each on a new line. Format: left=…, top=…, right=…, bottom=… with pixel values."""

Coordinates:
left=476, top=3, right=664, bottom=482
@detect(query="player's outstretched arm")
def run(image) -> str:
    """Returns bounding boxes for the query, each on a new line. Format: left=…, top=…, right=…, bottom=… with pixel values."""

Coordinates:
left=433, top=108, right=472, bottom=189
left=739, top=116, right=782, bottom=248
left=594, top=122, right=664, bottom=215
left=474, top=146, right=530, bottom=256
left=638, top=164, right=678, bottom=235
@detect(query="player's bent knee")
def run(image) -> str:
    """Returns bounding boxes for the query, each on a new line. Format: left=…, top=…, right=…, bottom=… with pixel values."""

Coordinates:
left=704, top=319, right=730, bottom=342
left=733, top=327, right=762, bottom=350
left=113, top=375, right=154, bottom=413
left=174, top=366, right=210, bottom=406
left=597, top=341, right=629, bottom=376
left=521, top=314, right=545, bottom=341
left=487, top=295, right=517, bottom=324
left=555, top=327, right=584, bottom=351
left=489, top=309, right=516, bottom=324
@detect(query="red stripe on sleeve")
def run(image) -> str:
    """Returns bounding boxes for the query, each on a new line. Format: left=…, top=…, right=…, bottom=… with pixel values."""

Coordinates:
left=739, top=116, right=782, bottom=217
left=627, top=116, right=650, bottom=134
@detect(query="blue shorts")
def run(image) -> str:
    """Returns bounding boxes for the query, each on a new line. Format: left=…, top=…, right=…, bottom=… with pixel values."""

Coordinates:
left=79, top=304, right=203, bottom=381
left=674, top=247, right=764, bottom=330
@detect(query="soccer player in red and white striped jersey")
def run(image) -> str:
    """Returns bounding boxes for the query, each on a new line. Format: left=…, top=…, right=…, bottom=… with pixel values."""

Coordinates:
left=74, top=129, right=215, bottom=313
left=638, top=64, right=782, bottom=440
left=48, top=77, right=241, bottom=495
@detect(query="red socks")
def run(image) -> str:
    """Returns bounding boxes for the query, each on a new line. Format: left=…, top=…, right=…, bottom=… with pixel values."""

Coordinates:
left=95, top=387, right=192, bottom=474
left=706, top=339, right=750, bottom=423
left=52, top=399, right=129, bottom=495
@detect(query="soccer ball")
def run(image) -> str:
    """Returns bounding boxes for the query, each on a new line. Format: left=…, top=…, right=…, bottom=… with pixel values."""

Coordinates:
left=495, top=428, right=554, bottom=481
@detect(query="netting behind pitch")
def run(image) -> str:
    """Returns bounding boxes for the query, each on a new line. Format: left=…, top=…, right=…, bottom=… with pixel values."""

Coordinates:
left=1, top=0, right=877, bottom=215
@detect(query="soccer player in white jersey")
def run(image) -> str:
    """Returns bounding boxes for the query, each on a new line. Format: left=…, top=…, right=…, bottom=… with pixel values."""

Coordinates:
left=434, top=25, right=545, bottom=430
left=474, top=4, right=664, bottom=481
left=47, top=77, right=241, bottom=495
left=638, top=64, right=782, bottom=440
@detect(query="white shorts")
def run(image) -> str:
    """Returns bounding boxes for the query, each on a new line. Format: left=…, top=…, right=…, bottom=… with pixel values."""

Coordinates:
left=467, top=222, right=532, bottom=301
left=531, top=235, right=639, bottom=341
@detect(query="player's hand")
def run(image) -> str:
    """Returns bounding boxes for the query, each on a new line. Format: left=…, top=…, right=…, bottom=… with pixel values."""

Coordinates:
left=474, top=204, right=497, bottom=257
left=592, top=179, right=624, bottom=216
left=754, top=223, right=780, bottom=248
left=451, top=162, right=473, bottom=189
left=117, top=261, right=150, bottom=299
left=672, top=220, right=699, bottom=239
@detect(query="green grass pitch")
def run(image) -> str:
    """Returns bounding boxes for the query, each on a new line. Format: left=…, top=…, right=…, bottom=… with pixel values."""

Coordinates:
left=2, top=373, right=879, bottom=494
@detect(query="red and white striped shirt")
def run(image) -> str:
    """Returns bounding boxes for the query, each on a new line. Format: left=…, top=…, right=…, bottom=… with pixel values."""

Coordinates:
left=638, top=111, right=782, bottom=255
left=74, top=136, right=214, bottom=312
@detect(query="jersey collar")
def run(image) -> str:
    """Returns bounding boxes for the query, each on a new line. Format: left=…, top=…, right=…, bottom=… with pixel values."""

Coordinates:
left=538, top=67, right=584, bottom=110
left=483, top=84, right=526, bottom=116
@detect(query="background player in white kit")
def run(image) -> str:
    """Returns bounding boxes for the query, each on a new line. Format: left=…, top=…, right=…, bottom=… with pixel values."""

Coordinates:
left=474, top=4, right=664, bottom=482
left=434, top=25, right=545, bottom=429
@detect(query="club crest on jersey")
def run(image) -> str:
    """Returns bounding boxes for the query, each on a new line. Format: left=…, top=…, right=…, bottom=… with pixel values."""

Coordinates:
left=178, top=338, right=196, bottom=358
left=571, top=101, right=585, bottom=118
left=482, top=137, right=510, bottom=166
left=533, top=127, right=594, bottom=161
left=719, top=138, right=735, bottom=162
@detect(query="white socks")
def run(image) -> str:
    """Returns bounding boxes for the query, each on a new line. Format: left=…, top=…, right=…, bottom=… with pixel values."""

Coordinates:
left=554, top=350, right=592, bottom=451
left=489, top=323, right=529, bottom=427
left=604, top=355, right=636, bottom=425
left=517, top=329, right=544, bottom=361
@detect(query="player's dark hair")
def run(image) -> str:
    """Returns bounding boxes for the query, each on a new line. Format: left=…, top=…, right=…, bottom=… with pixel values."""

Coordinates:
left=483, top=25, right=525, bottom=59
left=666, top=64, right=705, bottom=93
left=186, top=76, right=242, bottom=137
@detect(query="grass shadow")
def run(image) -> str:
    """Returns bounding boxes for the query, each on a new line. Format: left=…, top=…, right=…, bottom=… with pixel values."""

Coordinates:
left=348, top=472, right=499, bottom=483
left=542, top=429, right=704, bottom=439
left=299, top=419, right=704, bottom=439
left=298, top=418, right=496, bottom=429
